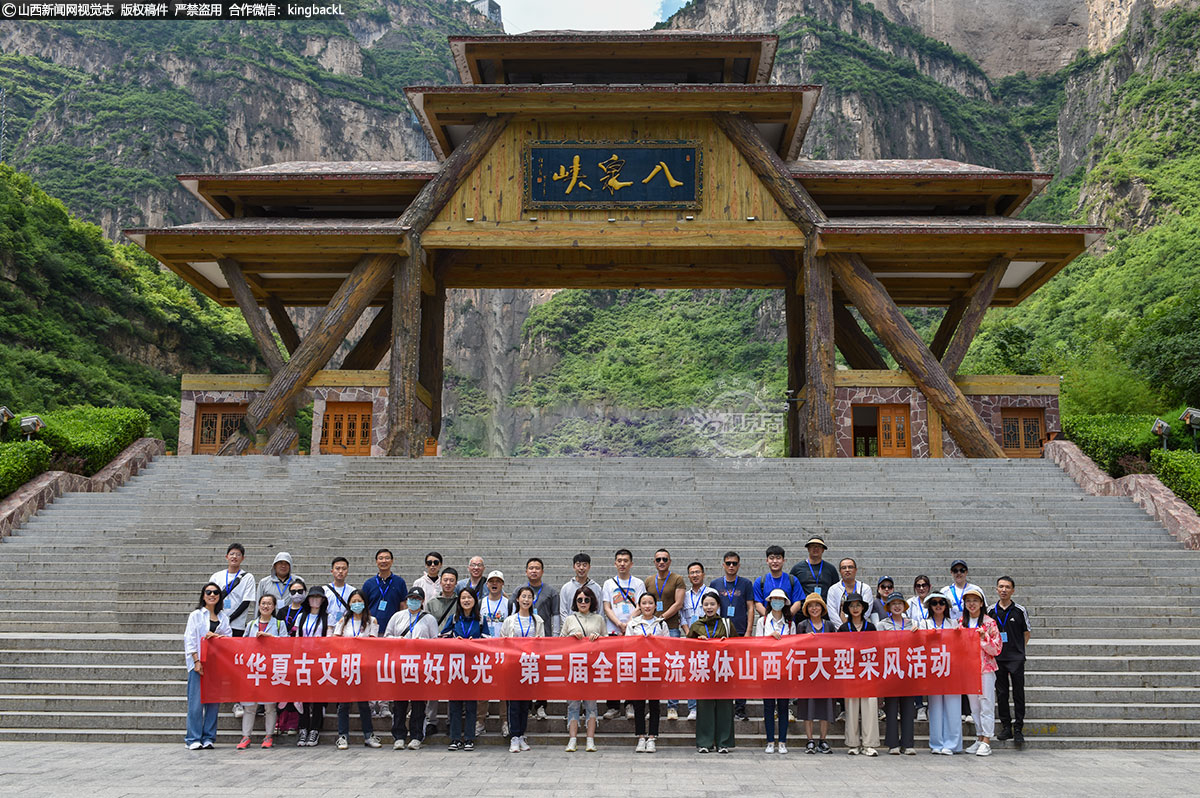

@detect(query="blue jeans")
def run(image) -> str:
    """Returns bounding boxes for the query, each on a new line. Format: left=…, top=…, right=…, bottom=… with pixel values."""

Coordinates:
left=928, top=694, right=963, bottom=752
left=337, top=701, right=374, bottom=739
left=507, top=700, right=530, bottom=738
left=448, top=700, right=477, bottom=742
left=762, top=697, right=789, bottom=743
left=185, top=669, right=218, bottom=745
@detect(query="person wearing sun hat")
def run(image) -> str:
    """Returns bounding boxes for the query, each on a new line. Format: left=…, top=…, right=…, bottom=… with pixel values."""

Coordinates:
left=836, top=592, right=878, bottom=756
left=790, top=535, right=838, bottom=600
left=796, top=593, right=836, bottom=753
left=878, top=592, right=918, bottom=755
left=754, top=588, right=795, bottom=754
left=961, top=585, right=1003, bottom=756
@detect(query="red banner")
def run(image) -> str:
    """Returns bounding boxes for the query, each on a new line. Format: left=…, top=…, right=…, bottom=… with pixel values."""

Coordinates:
left=201, top=631, right=981, bottom=703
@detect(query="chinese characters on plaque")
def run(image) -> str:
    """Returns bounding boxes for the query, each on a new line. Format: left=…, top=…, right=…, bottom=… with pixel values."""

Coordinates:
left=527, top=141, right=702, bottom=210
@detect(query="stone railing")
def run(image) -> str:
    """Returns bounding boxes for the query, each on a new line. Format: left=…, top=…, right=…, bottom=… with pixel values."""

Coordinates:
left=0, top=438, right=165, bottom=539
left=1044, top=439, right=1200, bottom=550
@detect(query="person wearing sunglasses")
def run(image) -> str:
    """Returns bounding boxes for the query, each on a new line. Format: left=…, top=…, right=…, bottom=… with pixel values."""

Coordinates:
left=412, top=551, right=444, bottom=602
left=922, top=593, right=961, bottom=755
left=709, top=551, right=754, bottom=721
left=940, top=560, right=981, bottom=623
left=558, top=553, right=602, bottom=631
left=184, top=582, right=231, bottom=749
left=273, top=578, right=308, bottom=736
left=907, top=575, right=934, bottom=722
left=561, top=585, right=604, bottom=752
left=644, top=549, right=685, bottom=719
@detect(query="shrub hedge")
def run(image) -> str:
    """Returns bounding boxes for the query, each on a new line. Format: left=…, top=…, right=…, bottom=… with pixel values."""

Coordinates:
left=0, top=440, right=53, bottom=499
left=1062, top=413, right=1189, bottom=477
left=1151, top=449, right=1200, bottom=513
left=2, top=406, right=149, bottom=476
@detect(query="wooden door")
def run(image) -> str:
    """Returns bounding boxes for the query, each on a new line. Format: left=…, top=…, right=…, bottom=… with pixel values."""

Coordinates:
left=320, top=402, right=373, bottom=456
left=1001, top=408, right=1044, bottom=458
left=193, top=404, right=248, bottom=455
left=877, top=404, right=912, bottom=458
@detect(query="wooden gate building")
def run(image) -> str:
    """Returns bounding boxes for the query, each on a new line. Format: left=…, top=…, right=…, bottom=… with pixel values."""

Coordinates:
left=126, top=32, right=1102, bottom=459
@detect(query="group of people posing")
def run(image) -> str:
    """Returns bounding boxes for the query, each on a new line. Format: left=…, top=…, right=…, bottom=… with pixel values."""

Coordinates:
left=184, top=536, right=1031, bottom=757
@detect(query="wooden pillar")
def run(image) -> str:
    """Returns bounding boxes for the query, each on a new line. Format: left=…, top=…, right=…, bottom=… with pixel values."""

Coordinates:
left=942, top=256, right=1008, bottom=375
left=928, top=408, right=944, bottom=458
left=386, top=242, right=424, bottom=457
left=828, top=252, right=1005, bottom=458
left=265, top=295, right=301, bottom=357
left=804, top=247, right=837, bottom=457
left=341, top=303, right=394, bottom=371
left=783, top=260, right=805, bottom=457
left=418, top=277, right=447, bottom=441
left=929, top=297, right=967, bottom=360
left=832, top=303, right=888, bottom=370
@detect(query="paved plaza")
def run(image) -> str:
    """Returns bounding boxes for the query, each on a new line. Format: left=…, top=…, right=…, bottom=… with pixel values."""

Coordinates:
left=2, top=743, right=1197, bottom=796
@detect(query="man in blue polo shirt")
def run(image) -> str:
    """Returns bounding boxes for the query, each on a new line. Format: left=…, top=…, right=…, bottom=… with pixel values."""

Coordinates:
left=710, top=550, right=754, bottom=720
left=361, top=548, right=408, bottom=633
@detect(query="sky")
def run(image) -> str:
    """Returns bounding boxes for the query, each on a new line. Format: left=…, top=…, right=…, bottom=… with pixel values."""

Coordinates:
left=499, top=0, right=690, bottom=34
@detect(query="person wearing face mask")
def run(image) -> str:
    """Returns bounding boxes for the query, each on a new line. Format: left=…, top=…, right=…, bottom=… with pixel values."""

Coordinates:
left=273, top=578, right=307, bottom=736
left=258, top=551, right=302, bottom=609
left=293, top=587, right=330, bottom=747
left=332, top=589, right=382, bottom=750
left=238, top=594, right=287, bottom=750
left=754, top=588, right=794, bottom=754
left=384, top=588, right=439, bottom=750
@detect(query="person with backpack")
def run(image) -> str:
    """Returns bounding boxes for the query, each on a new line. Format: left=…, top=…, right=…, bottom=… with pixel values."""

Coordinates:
left=687, top=592, right=735, bottom=754
left=209, top=542, right=254, bottom=719
left=384, top=588, right=439, bottom=750
left=323, top=556, right=355, bottom=627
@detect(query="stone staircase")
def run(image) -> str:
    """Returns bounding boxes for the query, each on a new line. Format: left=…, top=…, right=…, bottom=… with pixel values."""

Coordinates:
left=1, top=456, right=1197, bottom=748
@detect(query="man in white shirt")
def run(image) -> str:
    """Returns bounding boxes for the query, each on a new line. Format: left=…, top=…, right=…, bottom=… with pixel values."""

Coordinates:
left=412, top=551, right=443, bottom=602
left=323, top=556, right=356, bottom=627
left=825, top=557, right=873, bottom=625
left=679, top=561, right=718, bottom=721
left=601, top=548, right=646, bottom=720
left=941, top=559, right=982, bottom=622
left=457, top=556, right=486, bottom=594
left=559, top=552, right=603, bottom=628
left=209, top=542, right=255, bottom=718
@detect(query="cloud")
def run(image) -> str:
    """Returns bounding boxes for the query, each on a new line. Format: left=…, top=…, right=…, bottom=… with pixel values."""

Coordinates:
left=498, top=0, right=680, bottom=34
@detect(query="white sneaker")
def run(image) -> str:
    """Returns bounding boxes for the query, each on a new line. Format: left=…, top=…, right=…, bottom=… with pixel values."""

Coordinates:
left=510, top=736, right=521, bottom=753
left=585, top=739, right=597, bottom=752
left=364, top=735, right=382, bottom=748
left=336, top=735, right=349, bottom=750
left=407, top=739, right=421, bottom=750
left=476, top=722, right=486, bottom=737
left=975, top=742, right=992, bottom=757
left=667, top=707, right=678, bottom=721
left=394, top=739, right=406, bottom=750
left=626, top=705, right=635, bottom=719
left=778, top=742, right=788, bottom=754
left=536, top=705, right=548, bottom=721
left=963, top=714, right=974, bottom=724
left=636, top=737, right=648, bottom=753
left=917, top=707, right=927, bottom=721
left=187, top=741, right=202, bottom=750
left=965, top=741, right=981, bottom=755
left=518, top=736, right=530, bottom=752
left=686, top=710, right=697, bottom=721
left=603, top=708, right=619, bottom=720
left=646, top=738, right=656, bottom=753
left=863, top=747, right=879, bottom=757
left=765, top=742, right=776, bottom=754
left=233, top=703, right=244, bottom=719
left=501, top=722, right=509, bottom=737
left=565, top=737, right=578, bottom=753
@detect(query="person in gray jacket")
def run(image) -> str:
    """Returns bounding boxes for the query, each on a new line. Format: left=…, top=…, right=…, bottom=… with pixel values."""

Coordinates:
left=258, top=552, right=302, bottom=607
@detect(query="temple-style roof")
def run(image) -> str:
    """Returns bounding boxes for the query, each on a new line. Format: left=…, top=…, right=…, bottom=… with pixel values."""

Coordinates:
left=405, top=84, right=821, bottom=161
left=448, top=32, right=778, bottom=86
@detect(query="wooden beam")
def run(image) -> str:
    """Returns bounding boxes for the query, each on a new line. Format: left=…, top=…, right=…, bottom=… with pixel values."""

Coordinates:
left=942, top=256, right=1008, bottom=375
left=243, top=253, right=398, bottom=435
left=219, top=259, right=286, bottom=375
left=418, top=277, right=447, bottom=441
left=262, top=423, right=299, bottom=457
left=265, top=295, right=301, bottom=357
left=928, top=408, right=944, bottom=458
left=828, top=252, right=1005, bottom=458
left=386, top=243, right=424, bottom=457
left=340, top=303, right=394, bottom=371
left=804, top=247, right=837, bottom=457
left=782, top=255, right=804, bottom=457
left=398, top=114, right=510, bottom=232
left=832, top=303, right=888, bottom=370
left=929, top=296, right=967, bottom=360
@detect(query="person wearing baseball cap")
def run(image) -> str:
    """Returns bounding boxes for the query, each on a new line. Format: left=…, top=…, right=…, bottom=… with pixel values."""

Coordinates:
left=940, top=559, right=982, bottom=622
left=869, top=576, right=895, bottom=624
left=836, top=593, right=879, bottom=756
left=790, top=535, right=838, bottom=600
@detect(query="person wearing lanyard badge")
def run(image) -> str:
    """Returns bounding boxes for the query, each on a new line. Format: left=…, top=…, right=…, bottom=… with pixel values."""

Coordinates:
left=921, top=593, right=962, bottom=755
left=561, top=584, right=605, bottom=753
left=687, top=593, right=735, bottom=753
left=644, top=549, right=685, bottom=719
left=457, top=555, right=487, bottom=594
left=836, top=593, right=879, bottom=756
left=383, top=588, right=439, bottom=750
left=825, top=557, right=872, bottom=626
left=789, top=535, right=838, bottom=599
left=988, top=575, right=1030, bottom=749
left=907, top=574, right=934, bottom=722
left=362, top=549, right=407, bottom=634
left=441, top=587, right=485, bottom=751
left=755, top=588, right=796, bottom=754
left=602, top=549, right=646, bottom=719
left=795, top=593, right=836, bottom=754
left=210, top=543, right=254, bottom=720
left=501, top=586, right=544, bottom=753
left=680, top=562, right=717, bottom=721
left=323, top=556, right=355, bottom=627
left=293, top=587, right=329, bottom=747
left=962, top=586, right=1003, bottom=757
left=238, top=594, right=288, bottom=750
left=524, top=557, right=560, bottom=720
left=710, top=551, right=754, bottom=720
left=257, top=551, right=300, bottom=608
left=941, top=560, right=982, bottom=723
left=878, top=592, right=919, bottom=755
left=331, top=589, right=382, bottom=750
left=625, top=593, right=669, bottom=752
left=479, top=570, right=511, bottom=738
